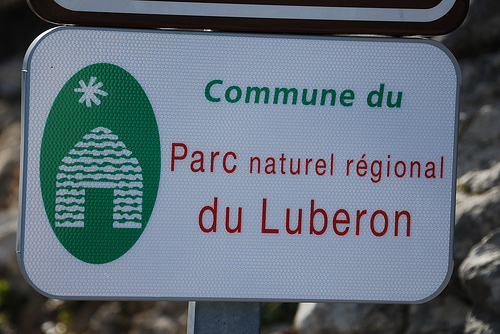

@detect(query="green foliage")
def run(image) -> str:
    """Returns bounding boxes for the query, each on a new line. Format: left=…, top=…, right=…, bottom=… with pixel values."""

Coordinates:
left=0, top=279, right=15, bottom=323
left=261, top=302, right=298, bottom=326
left=0, top=279, right=10, bottom=307
left=57, top=306, right=72, bottom=328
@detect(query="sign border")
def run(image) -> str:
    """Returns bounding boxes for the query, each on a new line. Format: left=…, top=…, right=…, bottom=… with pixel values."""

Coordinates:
left=27, top=0, right=468, bottom=35
left=18, top=26, right=460, bottom=303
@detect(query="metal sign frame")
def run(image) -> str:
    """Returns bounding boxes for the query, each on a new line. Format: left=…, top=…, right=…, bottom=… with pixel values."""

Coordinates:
left=18, top=27, right=459, bottom=303
left=27, top=0, right=468, bottom=35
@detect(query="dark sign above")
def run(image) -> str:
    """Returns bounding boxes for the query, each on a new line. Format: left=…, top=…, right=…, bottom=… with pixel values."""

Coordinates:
left=27, top=0, right=468, bottom=35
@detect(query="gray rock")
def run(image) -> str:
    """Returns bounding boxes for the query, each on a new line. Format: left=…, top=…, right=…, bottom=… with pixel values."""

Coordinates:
left=130, top=301, right=188, bottom=334
left=460, top=103, right=500, bottom=144
left=405, top=293, right=469, bottom=334
left=464, top=309, right=500, bottom=334
left=0, top=212, right=17, bottom=270
left=459, top=53, right=500, bottom=110
left=459, top=229, right=500, bottom=316
left=0, top=100, right=20, bottom=131
left=87, top=301, right=124, bottom=334
left=454, top=187, right=500, bottom=265
left=454, top=47, right=500, bottom=178
left=294, top=303, right=405, bottom=334
left=453, top=50, right=500, bottom=179
left=0, top=122, right=20, bottom=210
left=457, top=102, right=500, bottom=177
left=458, top=161, right=500, bottom=194
left=0, top=57, right=22, bottom=100
left=83, top=301, right=189, bottom=334
left=455, top=163, right=500, bottom=267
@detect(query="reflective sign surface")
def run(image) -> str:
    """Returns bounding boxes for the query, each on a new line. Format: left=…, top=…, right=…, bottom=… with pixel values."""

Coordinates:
left=19, top=27, right=459, bottom=302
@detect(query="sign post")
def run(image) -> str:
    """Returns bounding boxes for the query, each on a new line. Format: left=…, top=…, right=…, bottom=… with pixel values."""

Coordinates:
left=187, top=302, right=261, bottom=334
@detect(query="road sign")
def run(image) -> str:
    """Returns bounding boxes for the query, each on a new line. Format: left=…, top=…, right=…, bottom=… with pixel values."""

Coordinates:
left=19, top=27, right=459, bottom=303
left=27, top=0, right=469, bottom=35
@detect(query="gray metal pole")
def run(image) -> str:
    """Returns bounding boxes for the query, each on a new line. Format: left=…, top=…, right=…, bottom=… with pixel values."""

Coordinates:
left=187, top=301, right=261, bottom=334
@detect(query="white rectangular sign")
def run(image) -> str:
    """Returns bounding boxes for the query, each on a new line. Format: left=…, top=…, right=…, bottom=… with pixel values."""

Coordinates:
left=18, top=27, right=459, bottom=303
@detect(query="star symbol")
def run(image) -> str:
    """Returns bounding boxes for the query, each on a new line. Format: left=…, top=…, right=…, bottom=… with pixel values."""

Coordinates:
left=74, top=77, right=108, bottom=107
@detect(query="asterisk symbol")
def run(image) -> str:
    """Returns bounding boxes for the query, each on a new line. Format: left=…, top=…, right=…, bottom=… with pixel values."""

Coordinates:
left=74, top=77, right=108, bottom=107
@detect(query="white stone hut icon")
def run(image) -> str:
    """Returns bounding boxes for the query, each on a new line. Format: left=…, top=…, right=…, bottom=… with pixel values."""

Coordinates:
left=55, top=127, right=143, bottom=229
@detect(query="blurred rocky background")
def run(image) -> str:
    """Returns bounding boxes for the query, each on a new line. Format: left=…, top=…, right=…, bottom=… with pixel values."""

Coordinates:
left=0, top=0, right=499, bottom=332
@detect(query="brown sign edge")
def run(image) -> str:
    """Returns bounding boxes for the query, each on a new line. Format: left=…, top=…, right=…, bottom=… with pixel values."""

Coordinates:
left=27, top=0, right=469, bottom=36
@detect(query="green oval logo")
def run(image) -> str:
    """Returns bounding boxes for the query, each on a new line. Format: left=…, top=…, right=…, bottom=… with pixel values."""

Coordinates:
left=40, top=63, right=161, bottom=264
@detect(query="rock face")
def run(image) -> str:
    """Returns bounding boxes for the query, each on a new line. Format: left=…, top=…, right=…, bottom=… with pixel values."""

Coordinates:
left=405, top=293, right=469, bottom=334
left=295, top=303, right=406, bottom=334
left=460, top=230, right=500, bottom=334
left=0, top=123, right=19, bottom=210
left=454, top=176, right=500, bottom=265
